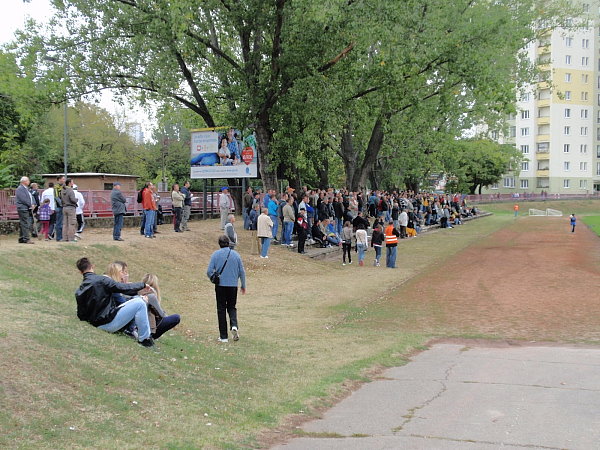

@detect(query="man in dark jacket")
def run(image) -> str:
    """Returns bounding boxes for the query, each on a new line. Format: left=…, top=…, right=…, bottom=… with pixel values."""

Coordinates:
left=110, top=182, right=127, bottom=241
left=16, top=176, right=34, bottom=244
left=75, top=257, right=155, bottom=347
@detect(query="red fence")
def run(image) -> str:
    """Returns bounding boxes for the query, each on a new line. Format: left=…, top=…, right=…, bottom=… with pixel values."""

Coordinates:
left=0, top=189, right=234, bottom=221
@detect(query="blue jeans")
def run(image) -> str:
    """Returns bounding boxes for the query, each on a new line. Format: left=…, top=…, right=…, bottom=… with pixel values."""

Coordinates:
left=260, top=237, right=271, bottom=257
left=98, top=297, right=151, bottom=341
left=243, top=208, right=249, bottom=230
left=283, top=221, right=294, bottom=245
left=386, top=246, right=397, bottom=268
left=357, top=243, right=366, bottom=263
left=153, top=314, right=181, bottom=340
left=326, top=235, right=340, bottom=246
left=113, top=213, right=124, bottom=239
left=374, top=246, right=382, bottom=264
left=144, top=210, right=156, bottom=237
left=270, top=215, right=279, bottom=239
left=55, top=207, right=63, bottom=240
left=335, top=218, right=343, bottom=235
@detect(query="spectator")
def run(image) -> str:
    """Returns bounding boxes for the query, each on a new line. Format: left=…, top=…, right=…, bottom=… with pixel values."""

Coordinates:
left=341, top=220, right=353, bottom=265
left=16, top=176, right=34, bottom=244
left=249, top=204, right=259, bottom=230
left=206, top=235, right=246, bottom=342
left=333, top=197, right=344, bottom=235
left=38, top=198, right=52, bottom=241
left=224, top=214, right=238, bottom=248
left=371, top=225, right=384, bottom=266
left=257, top=208, right=274, bottom=258
left=355, top=223, right=368, bottom=266
left=41, top=182, right=56, bottom=239
left=171, top=183, right=185, bottom=232
left=60, top=178, right=78, bottom=242
left=311, top=219, right=327, bottom=248
left=243, top=186, right=253, bottom=230
left=73, top=185, right=86, bottom=239
left=141, top=182, right=157, bottom=238
left=398, top=208, right=408, bottom=239
left=111, top=182, right=127, bottom=241
left=219, top=187, right=230, bottom=230
left=282, top=196, right=295, bottom=247
left=181, top=181, right=192, bottom=231
left=142, top=273, right=181, bottom=340
left=384, top=220, right=400, bottom=269
left=296, top=210, right=308, bottom=254
left=268, top=193, right=280, bottom=242
left=29, top=182, right=40, bottom=238
left=54, top=175, right=66, bottom=241
left=74, top=257, right=155, bottom=348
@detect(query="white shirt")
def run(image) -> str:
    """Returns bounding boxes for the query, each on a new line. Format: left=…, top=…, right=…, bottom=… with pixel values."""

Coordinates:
left=41, top=188, right=55, bottom=212
left=219, top=192, right=230, bottom=209
left=399, top=211, right=408, bottom=227
left=75, top=191, right=85, bottom=215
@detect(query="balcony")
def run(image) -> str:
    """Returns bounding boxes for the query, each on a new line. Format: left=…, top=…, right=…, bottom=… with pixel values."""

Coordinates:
left=536, top=169, right=550, bottom=177
left=536, top=134, right=550, bottom=141
left=537, top=98, right=550, bottom=108
left=536, top=152, right=550, bottom=160
left=537, top=116, right=550, bottom=125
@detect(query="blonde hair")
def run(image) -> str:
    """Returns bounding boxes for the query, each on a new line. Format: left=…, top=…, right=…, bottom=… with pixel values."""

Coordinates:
left=105, top=262, right=124, bottom=282
left=142, top=273, right=161, bottom=302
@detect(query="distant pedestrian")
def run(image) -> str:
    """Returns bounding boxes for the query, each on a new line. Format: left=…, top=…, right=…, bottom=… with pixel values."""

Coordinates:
left=224, top=214, right=238, bottom=248
left=206, top=235, right=246, bottom=342
left=41, top=182, right=56, bottom=239
left=29, top=182, right=40, bottom=238
left=60, top=178, right=78, bottom=242
left=341, top=221, right=353, bottom=265
left=570, top=214, right=576, bottom=233
left=54, top=175, right=66, bottom=241
left=111, top=182, right=127, bottom=241
left=180, top=181, right=192, bottom=231
left=74, top=185, right=85, bottom=238
left=219, top=187, right=230, bottom=230
left=371, top=225, right=384, bottom=266
left=38, top=198, right=52, bottom=240
left=384, top=220, right=400, bottom=268
left=142, top=182, right=157, bottom=238
left=171, top=183, right=185, bottom=232
left=16, top=176, right=34, bottom=244
left=296, top=210, right=308, bottom=254
left=257, top=208, right=274, bottom=258
left=514, top=204, right=519, bottom=217
left=356, top=223, right=368, bottom=266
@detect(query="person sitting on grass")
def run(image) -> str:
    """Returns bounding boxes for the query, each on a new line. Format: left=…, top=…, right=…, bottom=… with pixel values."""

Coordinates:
left=75, top=257, right=156, bottom=348
left=321, top=218, right=341, bottom=246
left=141, top=273, right=181, bottom=340
left=311, top=219, right=327, bottom=248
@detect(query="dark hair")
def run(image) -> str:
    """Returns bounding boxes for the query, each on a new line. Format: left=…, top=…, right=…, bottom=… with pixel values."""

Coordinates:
left=344, top=221, right=351, bottom=227
left=65, top=178, right=73, bottom=186
left=48, top=182, right=54, bottom=188
left=76, top=257, right=92, bottom=273
left=171, top=183, right=179, bottom=191
left=56, top=175, right=65, bottom=181
left=218, top=235, right=230, bottom=248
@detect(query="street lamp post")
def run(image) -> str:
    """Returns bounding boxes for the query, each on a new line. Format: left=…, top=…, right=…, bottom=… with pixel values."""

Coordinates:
left=63, top=102, right=68, bottom=177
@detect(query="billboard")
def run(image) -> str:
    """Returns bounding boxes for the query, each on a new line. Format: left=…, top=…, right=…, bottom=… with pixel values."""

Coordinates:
left=190, top=127, right=258, bottom=179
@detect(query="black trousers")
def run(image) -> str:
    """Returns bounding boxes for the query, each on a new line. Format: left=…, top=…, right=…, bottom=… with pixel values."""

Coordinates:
left=17, top=209, right=32, bottom=243
left=342, top=242, right=352, bottom=263
left=173, top=207, right=182, bottom=231
left=215, top=286, right=238, bottom=339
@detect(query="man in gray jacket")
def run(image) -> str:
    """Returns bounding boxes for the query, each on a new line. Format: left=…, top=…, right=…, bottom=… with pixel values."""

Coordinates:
left=111, top=182, right=127, bottom=241
left=60, top=178, right=79, bottom=242
left=15, top=176, right=34, bottom=244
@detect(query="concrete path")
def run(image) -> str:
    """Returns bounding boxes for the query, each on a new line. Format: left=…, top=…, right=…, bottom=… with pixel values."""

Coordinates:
left=273, top=343, right=600, bottom=449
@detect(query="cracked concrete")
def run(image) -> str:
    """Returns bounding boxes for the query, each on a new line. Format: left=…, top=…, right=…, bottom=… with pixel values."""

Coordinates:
left=273, top=343, right=600, bottom=449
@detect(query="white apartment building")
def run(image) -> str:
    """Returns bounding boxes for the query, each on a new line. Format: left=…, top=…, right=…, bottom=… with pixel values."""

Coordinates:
left=484, top=2, right=600, bottom=194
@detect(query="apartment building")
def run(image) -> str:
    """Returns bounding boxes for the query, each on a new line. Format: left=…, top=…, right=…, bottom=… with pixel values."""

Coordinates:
left=484, top=3, right=600, bottom=194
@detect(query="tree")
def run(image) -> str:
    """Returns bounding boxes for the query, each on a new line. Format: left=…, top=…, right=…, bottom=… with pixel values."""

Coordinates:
left=445, top=139, right=523, bottom=194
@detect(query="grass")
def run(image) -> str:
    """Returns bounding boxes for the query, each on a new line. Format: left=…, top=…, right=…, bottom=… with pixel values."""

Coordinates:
left=0, top=205, right=590, bottom=449
left=479, top=198, right=600, bottom=216
left=582, top=215, right=600, bottom=236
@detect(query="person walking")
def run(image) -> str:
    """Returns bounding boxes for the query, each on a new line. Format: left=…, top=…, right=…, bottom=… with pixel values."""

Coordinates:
left=224, top=214, right=238, bottom=248
left=180, top=181, right=192, bottom=231
left=257, top=208, right=274, bottom=258
left=110, top=182, right=127, bottom=241
left=16, top=176, right=34, bottom=244
left=74, top=185, right=86, bottom=239
left=341, top=221, right=353, bottom=265
left=570, top=214, right=576, bottom=233
left=371, top=224, right=384, bottom=266
left=355, top=223, right=368, bottom=266
left=219, top=187, right=231, bottom=230
left=171, top=183, right=185, bottom=232
left=384, top=220, right=400, bottom=268
left=142, top=182, right=157, bottom=238
left=206, top=235, right=246, bottom=343
left=514, top=204, right=519, bottom=217
left=60, top=178, right=78, bottom=242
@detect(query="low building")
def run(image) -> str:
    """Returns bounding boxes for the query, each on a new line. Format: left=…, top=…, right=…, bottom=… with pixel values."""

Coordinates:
left=39, top=173, right=140, bottom=191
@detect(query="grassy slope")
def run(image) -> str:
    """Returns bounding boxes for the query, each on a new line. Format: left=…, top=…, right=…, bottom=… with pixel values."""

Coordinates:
left=582, top=215, right=600, bottom=236
left=0, top=212, right=530, bottom=449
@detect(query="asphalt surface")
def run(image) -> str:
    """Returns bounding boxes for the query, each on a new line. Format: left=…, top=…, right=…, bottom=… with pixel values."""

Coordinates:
left=273, top=343, right=600, bottom=449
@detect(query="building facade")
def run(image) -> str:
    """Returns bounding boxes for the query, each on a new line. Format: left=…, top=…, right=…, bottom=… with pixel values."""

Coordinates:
left=484, top=3, right=600, bottom=195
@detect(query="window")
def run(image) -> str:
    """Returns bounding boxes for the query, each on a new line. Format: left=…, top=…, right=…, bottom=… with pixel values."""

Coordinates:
left=565, top=91, right=571, bottom=100
left=565, top=73, right=572, bottom=82
left=598, top=127, right=600, bottom=141
left=565, top=108, right=571, bottom=118
left=580, top=162, right=588, bottom=171
left=503, top=177, right=515, bottom=188
left=564, top=126, right=571, bottom=135
left=564, top=144, right=570, bottom=153
left=508, top=112, right=516, bottom=120
left=520, top=179, right=529, bottom=189
left=566, top=37, right=573, bottom=47
left=521, top=161, right=529, bottom=171
left=583, top=38, right=590, bottom=48
left=582, top=74, right=589, bottom=83
left=580, top=179, right=588, bottom=189
left=520, top=145, right=529, bottom=154
left=521, top=110, right=530, bottom=119
left=509, top=126, right=516, bottom=138
left=597, top=162, right=600, bottom=176
left=521, top=92, right=530, bottom=102
left=520, top=127, right=530, bottom=136
left=566, top=55, right=572, bottom=64
left=564, top=161, right=570, bottom=171
left=581, top=144, right=588, bottom=154
left=583, top=3, right=590, bottom=13
left=103, top=183, right=113, bottom=190
left=582, top=92, right=589, bottom=101
left=564, top=179, right=570, bottom=188
left=582, top=56, right=589, bottom=66
left=581, top=109, right=589, bottom=119
left=491, top=130, right=499, bottom=140
left=597, top=145, right=600, bottom=158
left=581, top=127, right=588, bottom=136
left=537, top=142, right=549, bottom=153
left=491, top=183, right=499, bottom=189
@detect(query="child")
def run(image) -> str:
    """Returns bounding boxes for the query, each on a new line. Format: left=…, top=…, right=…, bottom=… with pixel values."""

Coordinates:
left=38, top=198, right=52, bottom=240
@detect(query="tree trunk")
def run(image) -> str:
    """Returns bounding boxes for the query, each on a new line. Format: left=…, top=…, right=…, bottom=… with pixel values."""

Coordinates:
left=255, top=116, right=278, bottom=191
left=350, top=114, right=389, bottom=191
left=340, top=123, right=357, bottom=190
left=314, top=149, right=329, bottom=189
left=478, top=184, right=482, bottom=195
left=227, top=178, right=242, bottom=214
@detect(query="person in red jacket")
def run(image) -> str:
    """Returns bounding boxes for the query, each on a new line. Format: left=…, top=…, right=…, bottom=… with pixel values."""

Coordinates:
left=142, top=182, right=157, bottom=238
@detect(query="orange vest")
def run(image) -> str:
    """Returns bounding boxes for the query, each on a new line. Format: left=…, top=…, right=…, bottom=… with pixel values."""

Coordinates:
left=384, top=225, right=398, bottom=245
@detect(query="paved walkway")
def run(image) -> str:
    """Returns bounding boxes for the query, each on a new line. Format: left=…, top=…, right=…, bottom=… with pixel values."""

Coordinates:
left=273, top=343, right=600, bottom=449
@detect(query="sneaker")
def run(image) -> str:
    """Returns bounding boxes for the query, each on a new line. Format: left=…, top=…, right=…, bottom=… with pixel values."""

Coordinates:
left=349, top=261, right=353, bottom=265
left=75, top=233, right=81, bottom=238
left=138, top=338, right=155, bottom=348
left=232, top=327, right=239, bottom=341
left=376, top=262, right=381, bottom=267
left=342, top=263, right=346, bottom=266
left=218, top=338, right=229, bottom=343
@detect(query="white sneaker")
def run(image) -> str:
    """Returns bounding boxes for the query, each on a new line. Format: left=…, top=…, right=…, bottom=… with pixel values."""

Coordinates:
left=218, top=338, right=228, bottom=343
left=232, top=327, right=239, bottom=341
left=342, top=263, right=346, bottom=266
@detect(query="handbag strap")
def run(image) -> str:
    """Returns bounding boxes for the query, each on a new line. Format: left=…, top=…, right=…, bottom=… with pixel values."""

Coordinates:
left=218, top=248, right=232, bottom=275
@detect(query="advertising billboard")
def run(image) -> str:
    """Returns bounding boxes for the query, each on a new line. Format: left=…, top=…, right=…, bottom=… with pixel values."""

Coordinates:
left=190, top=127, right=258, bottom=179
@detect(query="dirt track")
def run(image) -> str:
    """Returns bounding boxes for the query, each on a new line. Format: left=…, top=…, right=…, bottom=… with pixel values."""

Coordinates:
left=395, top=217, right=600, bottom=342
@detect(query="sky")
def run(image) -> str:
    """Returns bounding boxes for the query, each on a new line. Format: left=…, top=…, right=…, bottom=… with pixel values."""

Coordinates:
left=1, top=0, right=155, bottom=138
